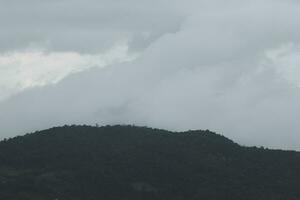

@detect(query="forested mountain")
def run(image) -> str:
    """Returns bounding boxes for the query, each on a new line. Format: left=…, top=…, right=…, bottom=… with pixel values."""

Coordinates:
left=0, top=125, right=299, bottom=200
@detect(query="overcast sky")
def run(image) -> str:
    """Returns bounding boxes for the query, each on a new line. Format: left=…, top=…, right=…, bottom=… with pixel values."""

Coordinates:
left=1, top=0, right=300, bottom=150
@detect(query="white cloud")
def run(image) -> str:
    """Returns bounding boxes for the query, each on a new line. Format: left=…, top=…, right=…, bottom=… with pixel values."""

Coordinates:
left=0, top=42, right=137, bottom=100
left=265, top=43, right=300, bottom=88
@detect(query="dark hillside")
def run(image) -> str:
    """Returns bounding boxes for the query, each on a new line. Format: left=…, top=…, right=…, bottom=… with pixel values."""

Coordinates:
left=0, top=125, right=299, bottom=200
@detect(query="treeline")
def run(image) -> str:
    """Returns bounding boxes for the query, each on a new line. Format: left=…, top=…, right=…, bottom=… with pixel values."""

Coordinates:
left=0, top=125, right=299, bottom=200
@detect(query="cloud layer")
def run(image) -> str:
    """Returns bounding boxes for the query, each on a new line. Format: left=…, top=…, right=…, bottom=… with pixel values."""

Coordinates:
left=1, top=0, right=300, bottom=150
left=0, top=0, right=182, bottom=53
left=0, top=43, right=136, bottom=100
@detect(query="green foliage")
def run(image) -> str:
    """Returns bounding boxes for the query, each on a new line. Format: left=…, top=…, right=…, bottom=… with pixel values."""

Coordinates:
left=0, top=125, right=299, bottom=199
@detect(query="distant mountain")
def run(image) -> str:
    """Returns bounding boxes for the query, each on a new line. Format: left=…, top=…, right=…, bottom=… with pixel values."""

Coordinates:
left=0, top=125, right=299, bottom=200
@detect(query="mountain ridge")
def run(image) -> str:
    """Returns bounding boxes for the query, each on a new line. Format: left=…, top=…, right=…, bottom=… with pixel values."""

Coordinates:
left=0, top=125, right=300, bottom=200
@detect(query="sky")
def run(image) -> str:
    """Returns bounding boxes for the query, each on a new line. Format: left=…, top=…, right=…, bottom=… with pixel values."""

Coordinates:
left=1, top=0, right=300, bottom=150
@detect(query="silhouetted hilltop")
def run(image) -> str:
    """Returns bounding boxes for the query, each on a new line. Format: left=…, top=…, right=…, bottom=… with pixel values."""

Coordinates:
left=0, top=125, right=299, bottom=200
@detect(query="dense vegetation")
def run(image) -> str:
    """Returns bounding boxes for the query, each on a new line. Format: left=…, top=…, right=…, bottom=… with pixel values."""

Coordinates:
left=0, top=125, right=299, bottom=200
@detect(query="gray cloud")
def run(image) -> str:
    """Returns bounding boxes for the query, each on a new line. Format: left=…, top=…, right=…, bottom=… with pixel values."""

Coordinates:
left=0, top=0, right=182, bottom=53
left=1, top=0, right=300, bottom=150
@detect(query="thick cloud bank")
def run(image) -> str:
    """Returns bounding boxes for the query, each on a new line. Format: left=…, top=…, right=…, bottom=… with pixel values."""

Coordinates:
left=1, top=0, right=300, bottom=150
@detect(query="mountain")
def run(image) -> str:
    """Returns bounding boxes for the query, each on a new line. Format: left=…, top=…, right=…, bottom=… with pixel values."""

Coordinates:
left=0, top=125, right=299, bottom=200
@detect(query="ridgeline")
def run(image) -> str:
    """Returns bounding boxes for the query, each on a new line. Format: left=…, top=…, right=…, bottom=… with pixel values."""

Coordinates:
left=0, top=125, right=299, bottom=200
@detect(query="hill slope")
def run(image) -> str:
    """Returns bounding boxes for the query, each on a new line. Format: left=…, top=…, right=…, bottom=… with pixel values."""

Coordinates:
left=0, top=125, right=300, bottom=200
